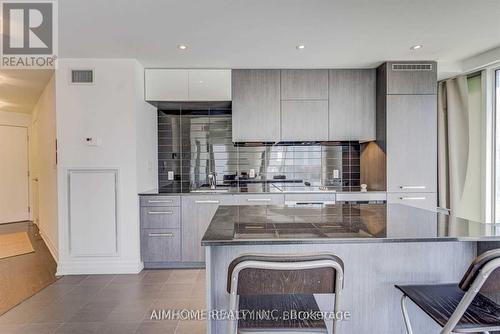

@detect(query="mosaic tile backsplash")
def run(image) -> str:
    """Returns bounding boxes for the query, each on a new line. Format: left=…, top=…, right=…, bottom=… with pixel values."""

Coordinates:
left=158, top=109, right=360, bottom=192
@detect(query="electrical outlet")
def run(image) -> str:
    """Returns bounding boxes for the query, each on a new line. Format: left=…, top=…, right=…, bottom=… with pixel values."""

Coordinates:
left=167, top=171, right=174, bottom=180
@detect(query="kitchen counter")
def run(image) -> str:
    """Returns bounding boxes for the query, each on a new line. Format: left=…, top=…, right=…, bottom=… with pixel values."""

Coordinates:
left=203, top=203, right=494, bottom=334
left=139, top=186, right=386, bottom=195
left=202, top=204, right=500, bottom=245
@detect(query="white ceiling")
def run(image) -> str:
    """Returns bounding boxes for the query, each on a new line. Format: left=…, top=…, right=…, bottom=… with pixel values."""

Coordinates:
left=0, top=70, right=53, bottom=114
left=59, top=0, right=500, bottom=74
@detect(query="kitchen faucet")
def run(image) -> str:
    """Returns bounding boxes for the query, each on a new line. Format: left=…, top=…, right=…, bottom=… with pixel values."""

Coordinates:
left=208, top=172, right=217, bottom=189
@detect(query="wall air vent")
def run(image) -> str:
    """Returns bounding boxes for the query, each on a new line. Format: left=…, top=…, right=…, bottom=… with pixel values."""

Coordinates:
left=70, top=69, right=94, bottom=84
left=391, top=63, right=433, bottom=71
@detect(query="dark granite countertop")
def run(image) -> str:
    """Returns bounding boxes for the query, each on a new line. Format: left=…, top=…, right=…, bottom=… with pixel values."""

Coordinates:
left=139, top=184, right=284, bottom=195
left=201, top=204, right=500, bottom=245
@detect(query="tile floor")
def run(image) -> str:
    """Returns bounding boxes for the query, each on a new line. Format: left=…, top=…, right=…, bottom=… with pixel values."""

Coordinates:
left=0, top=269, right=207, bottom=334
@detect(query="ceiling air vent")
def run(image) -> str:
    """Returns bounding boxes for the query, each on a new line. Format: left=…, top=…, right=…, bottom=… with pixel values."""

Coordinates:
left=70, top=69, right=94, bottom=84
left=391, top=63, right=432, bottom=71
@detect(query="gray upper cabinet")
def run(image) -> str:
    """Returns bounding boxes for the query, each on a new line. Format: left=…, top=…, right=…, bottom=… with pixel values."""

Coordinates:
left=385, top=61, right=437, bottom=95
left=329, top=69, right=376, bottom=141
left=232, top=70, right=281, bottom=142
left=386, top=94, right=437, bottom=193
left=281, top=70, right=328, bottom=100
left=281, top=100, right=329, bottom=141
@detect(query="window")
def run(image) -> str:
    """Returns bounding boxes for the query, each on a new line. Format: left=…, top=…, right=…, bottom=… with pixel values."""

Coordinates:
left=496, top=70, right=500, bottom=222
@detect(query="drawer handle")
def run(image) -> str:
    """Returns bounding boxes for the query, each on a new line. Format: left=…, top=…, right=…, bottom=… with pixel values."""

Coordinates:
left=195, top=200, right=220, bottom=204
left=400, top=186, right=426, bottom=190
left=148, top=200, right=174, bottom=203
left=399, top=197, right=426, bottom=201
left=246, top=198, right=272, bottom=202
left=148, top=211, right=174, bottom=215
left=148, top=233, right=174, bottom=237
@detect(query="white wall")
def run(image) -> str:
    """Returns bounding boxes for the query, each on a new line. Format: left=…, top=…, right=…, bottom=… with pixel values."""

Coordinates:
left=31, top=75, right=59, bottom=260
left=0, top=111, right=31, bottom=127
left=55, top=58, right=157, bottom=275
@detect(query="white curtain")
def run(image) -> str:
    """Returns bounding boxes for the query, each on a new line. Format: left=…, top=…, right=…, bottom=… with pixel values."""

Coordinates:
left=437, top=77, right=469, bottom=213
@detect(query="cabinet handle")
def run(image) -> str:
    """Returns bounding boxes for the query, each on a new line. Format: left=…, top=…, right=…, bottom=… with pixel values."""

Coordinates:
left=399, top=197, right=426, bottom=201
left=400, top=186, right=426, bottom=190
left=148, top=232, right=174, bottom=237
left=148, top=211, right=173, bottom=215
left=195, top=200, right=220, bottom=204
left=148, top=199, right=173, bottom=203
left=246, top=198, right=272, bottom=202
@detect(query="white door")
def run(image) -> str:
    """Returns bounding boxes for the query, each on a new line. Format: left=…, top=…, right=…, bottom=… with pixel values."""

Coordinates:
left=0, top=125, right=29, bottom=223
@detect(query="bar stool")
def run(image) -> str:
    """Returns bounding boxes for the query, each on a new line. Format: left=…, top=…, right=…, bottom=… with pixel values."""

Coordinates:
left=396, top=248, right=500, bottom=334
left=227, top=253, right=344, bottom=334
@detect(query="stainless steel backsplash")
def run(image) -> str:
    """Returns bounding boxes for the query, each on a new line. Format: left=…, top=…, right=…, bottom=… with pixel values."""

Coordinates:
left=158, top=109, right=360, bottom=192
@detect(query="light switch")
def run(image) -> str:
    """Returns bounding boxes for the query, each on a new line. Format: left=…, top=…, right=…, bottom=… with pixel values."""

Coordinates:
left=167, top=171, right=174, bottom=180
left=333, top=169, right=340, bottom=179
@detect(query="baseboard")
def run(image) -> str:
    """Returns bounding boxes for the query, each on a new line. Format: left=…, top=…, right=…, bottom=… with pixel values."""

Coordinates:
left=144, top=261, right=205, bottom=269
left=56, top=260, right=144, bottom=276
left=39, top=229, right=59, bottom=263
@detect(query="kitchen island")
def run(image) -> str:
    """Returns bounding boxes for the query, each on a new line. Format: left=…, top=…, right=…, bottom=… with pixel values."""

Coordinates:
left=202, top=204, right=500, bottom=334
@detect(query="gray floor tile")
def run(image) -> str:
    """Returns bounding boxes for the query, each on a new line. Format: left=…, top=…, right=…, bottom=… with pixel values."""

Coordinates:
left=53, top=276, right=88, bottom=285
left=53, top=322, right=101, bottom=334
left=0, top=270, right=207, bottom=333
left=95, top=322, right=140, bottom=334
left=134, top=321, right=178, bottom=334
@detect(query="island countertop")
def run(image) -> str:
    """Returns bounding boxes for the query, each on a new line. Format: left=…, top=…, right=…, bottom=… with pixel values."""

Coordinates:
left=201, top=203, right=500, bottom=245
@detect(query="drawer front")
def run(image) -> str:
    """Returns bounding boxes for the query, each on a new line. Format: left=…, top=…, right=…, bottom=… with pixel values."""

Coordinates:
left=284, top=193, right=336, bottom=204
left=140, top=207, right=180, bottom=229
left=234, top=194, right=284, bottom=206
left=140, top=196, right=180, bottom=207
left=141, top=228, right=181, bottom=262
left=387, top=192, right=437, bottom=211
left=336, top=192, right=387, bottom=202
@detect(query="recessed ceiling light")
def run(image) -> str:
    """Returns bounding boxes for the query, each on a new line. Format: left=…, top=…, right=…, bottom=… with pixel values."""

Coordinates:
left=178, top=44, right=188, bottom=50
left=199, top=80, right=204, bottom=84
left=410, top=44, right=423, bottom=50
left=296, top=44, right=305, bottom=50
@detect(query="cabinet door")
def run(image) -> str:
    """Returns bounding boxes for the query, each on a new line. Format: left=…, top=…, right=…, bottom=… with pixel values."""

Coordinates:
left=144, top=69, right=188, bottom=101
left=281, top=100, right=329, bottom=141
left=188, top=70, right=231, bottom=101
left=281, top=69, right=328, bottom=100
left=141, top=228, right=181, bottom=262
left=181, top=195, right=234, bottom=262
left=234, top=194, right=285, bottom=206
left=329, top=69, right=376, bottom=141
left=386, top=95, right=437, bottom=193
left=386, top=61, right=437, bottom=95
left=387, top=193, right=437, bottom=211
left=232, top=70, right=281, bottom=142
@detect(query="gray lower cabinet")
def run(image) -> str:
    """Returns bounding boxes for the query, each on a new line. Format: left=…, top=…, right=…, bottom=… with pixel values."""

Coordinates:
left=387, top=192, right=437, bottom=211
left=281, top=100, right=329, bottom=141
left=181, top=195, right=235, bottom=262
left=234, top=194, right=284, bottom=206
left=280, top=69, right=328, bottom=100
left=328, top=69, right=376, bottom=141
left=386, top=95, right=437, bottom=193
left=232, top=69, right=281, bottom=142
left=140, top=207, right=180, bottom=229
left=140, top=228, right=181, bottom=262
left=140, top=195, right=181, bottom=266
